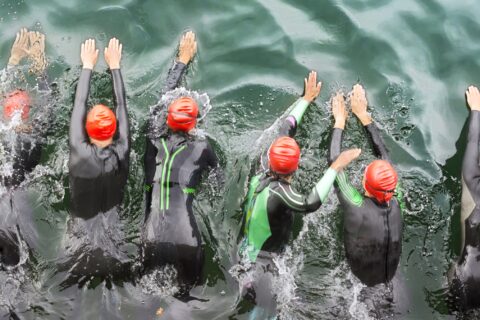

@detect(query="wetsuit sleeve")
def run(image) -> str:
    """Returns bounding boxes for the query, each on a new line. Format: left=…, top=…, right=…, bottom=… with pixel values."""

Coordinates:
left=270, top=168, right=337, bottom=213
left=163, top=61, right=187, bottom=93
left=287, top=98, right=310, bottom=126
left=111, top=69, right=129, bottom=150
left=364, top=123, right=390, bottom=161
left=328, top=127, right=364, bottom=207
left=462, top=110, right=480, bottom=205
left=69, top=69, right=91, bottom=153
left=143, top=138, right=157, bottom=220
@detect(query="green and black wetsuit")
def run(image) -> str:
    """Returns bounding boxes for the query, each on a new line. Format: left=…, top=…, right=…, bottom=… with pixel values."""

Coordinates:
left=451, top=110, right=480, bottom=310
left=0, top=67, right=51, bottom=267
left=63, top=67, right=130, bottom=278
left=329, top=124, right=403, bottom=287
left=238, top=98, right=338, bottom=317
left=142, top=61, right=218, bottom=288
left=240, top=99, right=338, bottom=262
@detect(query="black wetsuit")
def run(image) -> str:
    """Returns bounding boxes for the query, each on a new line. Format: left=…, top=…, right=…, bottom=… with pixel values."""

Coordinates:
left=0, top=68, right=51, bottom=267
left=329, top=124, right=403, bottom=287
left=65, top=68, right=130, bottom=277
left=451, top=110, right=480, bottom=310
left=142, top=61, right=217, bottom=288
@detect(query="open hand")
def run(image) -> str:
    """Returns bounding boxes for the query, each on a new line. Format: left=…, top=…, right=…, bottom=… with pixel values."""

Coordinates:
left=28, top=31, right=46, bottom=74
left=350, top=84, right=371, bottom=125
left=466, top=86, right=480, bottom=111
left=81, top=39, right=99, bottom=70
left=9, top=28, right=30, bottom=65
left=330, top=148, right=361, bottom=172
left=332, top=92, right=347, bottom=129
left=178, top=31, right=197, bottom=65
left=303, top=71, right=322, bottom=103
left=104, top=37, right=122, bottom=70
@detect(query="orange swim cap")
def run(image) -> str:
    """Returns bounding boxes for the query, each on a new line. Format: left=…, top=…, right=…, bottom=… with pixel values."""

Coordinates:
left=166, top=97, right=199, bottom=132
left=364, top=160, right=398, bottom=203
left=85, top=104, right=117, bottom=141
left=3, top=90, right=30, bottom=120
left=269, top=137, right=301, bottom=175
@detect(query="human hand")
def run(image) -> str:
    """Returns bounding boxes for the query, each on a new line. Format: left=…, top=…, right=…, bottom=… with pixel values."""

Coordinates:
left=28, top=31, right=46, bottom=74
left=9, top=28, right=30, bottom=65
left=177, top=31, right=197, bottom=65
left=350, top=84, right=371, bottom=125
left=330, top=148, right=361, bottom=172
left=303, top=71, right=322, bottom=103
left=332, top=92, right=347, bottom=129
left=466, top=86, right=480, bottom=111
left=81, top=39, right=99, bottom=70
left=104, top=37, right=122, bottom=70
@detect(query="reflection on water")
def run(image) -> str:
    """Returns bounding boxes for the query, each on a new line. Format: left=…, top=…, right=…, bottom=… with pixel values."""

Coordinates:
left=0, top=0, right=477, bottom=318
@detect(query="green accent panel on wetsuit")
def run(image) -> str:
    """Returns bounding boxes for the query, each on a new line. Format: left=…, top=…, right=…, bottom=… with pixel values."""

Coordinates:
left=182, top=187, right=196, bottom=194
left=244, top=175, right=261, bottom=234
left=160, top=139, right=170, bottom=210
left=166, top=145, right=186, bottom=209
left=336, top=171, right=363, bottom=207
left=315, top=167, right=338, bottom=203
left=246, top=187, right=271, bottom=262
left=288, top=98, right=310, bottom=125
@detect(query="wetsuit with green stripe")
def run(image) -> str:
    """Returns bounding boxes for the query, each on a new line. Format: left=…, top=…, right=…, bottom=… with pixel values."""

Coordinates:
left=240, top=98, right=338, bottom=262
left=142, top=61, right=218, bottom=288
left=329, top=124, right=403, bottom=287
left=450, top=110, right=480, bottom=310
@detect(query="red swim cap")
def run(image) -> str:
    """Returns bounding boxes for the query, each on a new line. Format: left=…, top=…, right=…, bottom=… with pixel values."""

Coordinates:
left=269, top=137, right=301, bottom=175
left=364, top=160, right=398, bottom=203
left=85, top=104, right=117, bottom=141
left=3, top=90, right=31, bottom=120
left=166, top=97, right=199, bottom=133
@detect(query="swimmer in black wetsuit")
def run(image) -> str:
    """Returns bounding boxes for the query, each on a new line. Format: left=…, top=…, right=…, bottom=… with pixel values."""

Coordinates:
left=238, top=72, right=361, bottom=317
left=142, top=31, right=218, bottom=292
left=449, top=85, right=480, bottom=310
left=63, top=38, right=130, bottom=279
left=328, top=84, right=403, bottom=287
left=0, top=29, right=50, bottom=267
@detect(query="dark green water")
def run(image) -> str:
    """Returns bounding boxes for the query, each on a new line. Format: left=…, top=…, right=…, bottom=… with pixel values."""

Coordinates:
left=0, top=0, right=478, bottom=319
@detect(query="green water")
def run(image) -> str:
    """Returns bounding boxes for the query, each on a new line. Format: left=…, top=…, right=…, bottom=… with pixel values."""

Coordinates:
left=0, top=0, right=477, bottom=319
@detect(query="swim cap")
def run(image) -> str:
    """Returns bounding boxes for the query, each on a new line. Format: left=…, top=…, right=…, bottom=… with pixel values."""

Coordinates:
left=85, top=104, right=117, bottom=141
left=3, top=90, right=30, bottom=120
left=166, top=97, right=199, bottom=132
left=364, top=160, right=398, bottom=203
left=269, top=136, right=301, bottom=175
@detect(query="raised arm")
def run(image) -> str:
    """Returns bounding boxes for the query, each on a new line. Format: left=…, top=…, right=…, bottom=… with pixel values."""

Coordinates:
left=463, top=86, right=480, bottom=203
left=105, top=37, right=129, bottom=149
left=329, top=92, right=364, bottom=206
left=351, top=84, right=390, bottom=161
left=163, top=31, right=197, bottom=93
left=69, top=39, right=98, bottom=148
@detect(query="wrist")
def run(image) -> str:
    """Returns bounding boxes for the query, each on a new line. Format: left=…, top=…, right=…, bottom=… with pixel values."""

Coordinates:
left=356, top=113, right=372, bottom=125
left=83, top=63, right=94, bottom=70
left=330, top=162, right=341, bottom=172
left=109, top=64, right=120, bottom=70
left=8, top=56, right=20, bottom=65
left=302, top=95, right=313, bottom=103
left=177, top=55, right=190, bottom=65
left=334, top=119, right=345, bottom=129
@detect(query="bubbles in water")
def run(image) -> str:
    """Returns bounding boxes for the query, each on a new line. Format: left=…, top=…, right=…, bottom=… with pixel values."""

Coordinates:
left=139, top=265, right=179, bottom=297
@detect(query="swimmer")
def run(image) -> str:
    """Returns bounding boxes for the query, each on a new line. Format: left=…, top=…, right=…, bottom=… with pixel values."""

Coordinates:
left=141, top=31, right=219, bottom=293
left=0, top=28, right=50, bottom=267
left=62, top=38, right=130, bottom=280
left=238, top=71, right=360, bottom=316
left=328, top=84, right=402, bottom=287
left=449, top=85, right=480, bottom=310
